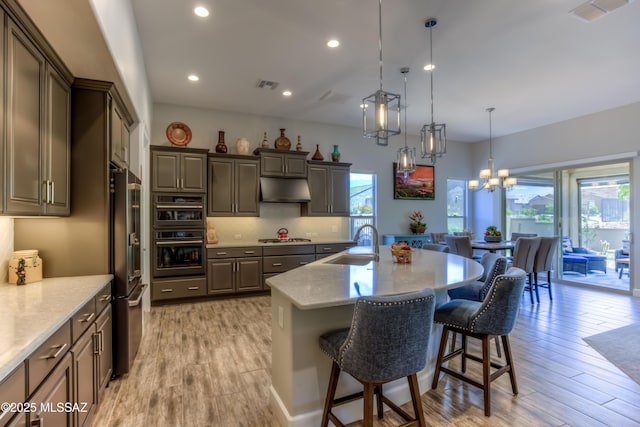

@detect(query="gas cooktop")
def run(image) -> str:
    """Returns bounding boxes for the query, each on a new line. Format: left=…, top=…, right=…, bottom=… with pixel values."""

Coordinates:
left=258, top=238, right=312, bottom=243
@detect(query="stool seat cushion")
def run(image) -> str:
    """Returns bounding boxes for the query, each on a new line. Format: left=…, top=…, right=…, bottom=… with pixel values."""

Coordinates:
left=319, top=328, right=349, bottom=362
left=434, top=299, right=482, bottom=329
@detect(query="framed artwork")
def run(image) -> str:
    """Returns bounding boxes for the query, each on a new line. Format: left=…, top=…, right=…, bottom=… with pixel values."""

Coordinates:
left=393, top=163, right=435, bottom=200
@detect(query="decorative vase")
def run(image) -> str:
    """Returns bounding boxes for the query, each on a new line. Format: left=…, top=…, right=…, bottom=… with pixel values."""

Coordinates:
left=261, top=132, right=269, bottom=149
left=274, top=128, right=291, bottom=150
left=236, top=137, right=250, bottom=155
left=296, top=135, right=302, bottom=151
left=215, top=131, right=228, bottom=153
left=410, top=225, right=426, bottom=235
left=331, top=144, right=341, bottom=162
left=312, top=144, right=324, bottom=161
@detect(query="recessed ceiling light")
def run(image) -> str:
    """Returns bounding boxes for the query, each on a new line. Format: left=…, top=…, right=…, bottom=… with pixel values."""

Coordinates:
left=188, top=74, right=199, bottom=82
left=423, top=63, right=435, bottom=71
left=194, top=6, right=210, bottom=17
left=282, top=90, right=292, bottom=97
left=327, top=39, right=340, bottom=48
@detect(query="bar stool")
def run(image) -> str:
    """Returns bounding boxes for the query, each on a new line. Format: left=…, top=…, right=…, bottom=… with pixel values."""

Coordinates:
left=533, top=236, right=560, bottom=300
left=431, top=268, right=526, bottom=416
left=319, top=288, right=436, bottom=427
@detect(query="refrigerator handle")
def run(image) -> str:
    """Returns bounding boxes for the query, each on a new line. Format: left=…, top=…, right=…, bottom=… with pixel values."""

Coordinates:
left=128, top=283, right=148, bottom=307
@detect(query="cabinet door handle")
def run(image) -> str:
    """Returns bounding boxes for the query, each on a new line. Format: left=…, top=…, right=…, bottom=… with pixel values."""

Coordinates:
left=80, top=312, right=95, bottom=323
left=244, top=251, right=255, bottom=254
left=99, top=330, right=104, bottom=353
left=161, top=288, right=174, bottom=293
left=272, top=263, right=283, bottom=267
left=322, top=247, right=332, bottom=251
left=93, top=332, right=100, bottom=355
left=30, top=416, right=43, bottom=426
left=216, top=252, right=228, bottom=255
left=188, top=286, right=199, bottom=290
left=41, top=343, right=67, bottom=360
left=51, top=180, right=55, bottom=203
left=299, top=262, right=309, bottom=265
left=181, top=178, right=184, bottom=188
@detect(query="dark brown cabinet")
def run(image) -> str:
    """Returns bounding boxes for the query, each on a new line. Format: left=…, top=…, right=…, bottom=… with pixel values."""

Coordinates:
left=262, top=244, right=316, bottom=287
left=151, top=276, right=207, bottom=301
left=151, top=146, right=207, bottom=193
left=95, top=304, right=112, bottom=402
left=72, top=327, right=97, bottom=427
left=3, top=17, right=70, bottom=216
left=302, top=162, right=351, bottom=216
left=110, top=100, right=130, bottom=169
left=207, top=247, right=263, bottom=294
left=0, top=364, right=25, bottom=426
left=28, top=352, right=74, bottom=427
left=207, top=155, right=259, bottom=216
left=256, top=149, right=308, bottom=178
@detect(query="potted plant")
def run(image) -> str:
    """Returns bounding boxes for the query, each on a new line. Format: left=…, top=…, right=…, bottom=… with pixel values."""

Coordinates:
left=409, top=211, right=427, bottom=234
left=484, top=225, right=502, bottom=242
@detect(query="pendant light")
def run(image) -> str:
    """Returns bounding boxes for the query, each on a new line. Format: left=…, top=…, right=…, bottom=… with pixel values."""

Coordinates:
left=362, top=0, right=400, bottom=146
left=420, top=18, right=447, bottom=164
left=396, top=67, right=416, bottom=178
left=468, top=107, right=517, bottom=192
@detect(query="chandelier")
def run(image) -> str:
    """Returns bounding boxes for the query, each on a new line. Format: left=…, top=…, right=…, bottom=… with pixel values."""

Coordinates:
left=362, top=0, right=400, bottom=146
left=468, top=107, right=516, bottom=192
left=396, top=67, right=416, bottom=178
left=420, top=18, right=446, bottom=163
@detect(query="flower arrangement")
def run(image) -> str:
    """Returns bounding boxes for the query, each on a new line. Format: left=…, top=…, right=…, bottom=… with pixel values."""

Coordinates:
left=484, top=225, right=502, bottom=242
left=409, top=211, right=427, bottom=234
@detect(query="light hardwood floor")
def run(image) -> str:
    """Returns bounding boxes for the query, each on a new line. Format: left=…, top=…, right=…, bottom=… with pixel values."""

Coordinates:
left=92, top=284, right=640, bottom=426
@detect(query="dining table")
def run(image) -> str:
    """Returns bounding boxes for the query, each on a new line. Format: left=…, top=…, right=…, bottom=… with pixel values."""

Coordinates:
left=471, top=239, right=516, bottom=254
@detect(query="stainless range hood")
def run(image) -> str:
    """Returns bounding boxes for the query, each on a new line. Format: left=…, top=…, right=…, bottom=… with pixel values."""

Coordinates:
left=260, top=177, right=311, bottom=203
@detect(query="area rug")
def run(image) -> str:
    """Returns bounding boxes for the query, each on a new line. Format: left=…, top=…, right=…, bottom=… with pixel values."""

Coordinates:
left=583, top=323, right=640, bottom=385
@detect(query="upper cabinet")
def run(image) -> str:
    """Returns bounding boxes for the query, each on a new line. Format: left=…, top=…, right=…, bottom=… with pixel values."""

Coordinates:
left=151, top=146, right=208, bottom=193
left=255, top=148, right=308, bottom=178
left=207, top=154, right=259, bottom=217
left=110, top=100, right=130, bottom=169
left=2, top=10, right=72, bottom=216
left=301, top=161, right=351, bottom=216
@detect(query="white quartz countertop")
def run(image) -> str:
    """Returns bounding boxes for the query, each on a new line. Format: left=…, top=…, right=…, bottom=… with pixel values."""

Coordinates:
left=267, top=246, right=484, bottom=309
left=0, top=275, right=113, bottom=381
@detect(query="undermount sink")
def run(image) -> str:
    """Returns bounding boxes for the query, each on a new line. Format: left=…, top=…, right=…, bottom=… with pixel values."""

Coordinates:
left=324, top=254, right=377, bottom=266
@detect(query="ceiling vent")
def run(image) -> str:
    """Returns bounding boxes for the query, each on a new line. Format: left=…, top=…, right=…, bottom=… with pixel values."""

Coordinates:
left=570, top=0, right=634, bottom=22
left=256, top=79, right=280, bottom=90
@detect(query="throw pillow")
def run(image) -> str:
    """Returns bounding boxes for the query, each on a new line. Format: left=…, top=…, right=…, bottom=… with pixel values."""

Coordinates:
left=562, top=237, right=573, bottom=253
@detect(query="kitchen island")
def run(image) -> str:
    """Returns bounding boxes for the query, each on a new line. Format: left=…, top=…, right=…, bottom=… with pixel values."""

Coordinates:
left=267, top=246, right=483, bottom=427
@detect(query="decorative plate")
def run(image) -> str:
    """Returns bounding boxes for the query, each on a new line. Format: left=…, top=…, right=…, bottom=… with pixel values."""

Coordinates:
left=166, top=122, right=192, bottom=146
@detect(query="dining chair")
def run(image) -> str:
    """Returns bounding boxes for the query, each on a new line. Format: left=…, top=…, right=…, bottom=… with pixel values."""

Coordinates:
left=431, top=267, right=527, bottom=416
left=430, top=232, right=448, bottom=245
left=319, top=289, right=436, bottom=427
left=509, top=237, right=542, bottom=303
left=510, top=232, right=537, bottom=241
left=421, top=243, right=449, bottom=252
left=533, top=236, right=560, bottom=300
left=444, top=235, right=474, bottom=259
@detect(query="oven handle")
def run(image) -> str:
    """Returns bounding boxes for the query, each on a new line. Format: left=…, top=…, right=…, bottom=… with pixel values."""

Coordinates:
left=156, top=240, right=204, bottom=246
left=129, top=283, right=148, bottom=307
left=155, top=204, right=204, bottom=209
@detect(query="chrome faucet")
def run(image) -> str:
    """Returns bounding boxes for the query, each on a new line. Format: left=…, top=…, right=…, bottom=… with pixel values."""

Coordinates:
left=354, top=224, right=379, bottom=262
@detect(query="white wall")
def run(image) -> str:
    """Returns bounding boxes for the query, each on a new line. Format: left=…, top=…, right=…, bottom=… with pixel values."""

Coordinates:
left=151, top=103, right=473, bottom=240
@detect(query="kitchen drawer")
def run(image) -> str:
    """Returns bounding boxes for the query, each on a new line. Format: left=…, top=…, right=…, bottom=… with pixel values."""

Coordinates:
left=262, top=244, right=315, bottom=256
left=207, top=246, right=262, bottom=259
left=95, top=282, right=112, bottom=314
left=263, top=254, right=315, bottom=273
left=315, top=243, right=355, bottom=255
left=71, top=297, right=97, bottom=343
left=0, top=363, right=26, bottom=424
left=152, top=277, right=207, bottom=301
left=27, top=320, right=71, bottom=396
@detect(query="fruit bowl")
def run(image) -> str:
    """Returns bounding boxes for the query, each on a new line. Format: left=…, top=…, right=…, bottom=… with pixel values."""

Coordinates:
left=390, top=242, right=412, bottom=263
left=484, top=235, right=502, bottom=243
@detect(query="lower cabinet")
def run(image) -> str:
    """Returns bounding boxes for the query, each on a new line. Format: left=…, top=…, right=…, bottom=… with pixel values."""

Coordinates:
left=72, top=328, right=97, bottom=427
left=207, top=247, right=263, bottom=295
left=95, top=305, right=112, bottom=402
left=28, top=352, right=74, bottom=427
left=262, top=244, right=316, bottom=287
left=151, top=276, right=207, bottom=301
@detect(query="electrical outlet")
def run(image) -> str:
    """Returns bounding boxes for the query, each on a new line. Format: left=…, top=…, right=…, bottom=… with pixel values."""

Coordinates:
left=278, top=306, right=284, bottom=329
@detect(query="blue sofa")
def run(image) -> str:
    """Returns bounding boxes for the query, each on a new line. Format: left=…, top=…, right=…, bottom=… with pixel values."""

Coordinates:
left=562, top=237, right=607, bottom=275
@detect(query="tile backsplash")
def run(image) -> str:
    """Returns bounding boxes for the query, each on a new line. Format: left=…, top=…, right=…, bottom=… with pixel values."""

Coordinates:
left=207, top=203, right=349, bottom=243
left=0, top=217, right=14, bottom=283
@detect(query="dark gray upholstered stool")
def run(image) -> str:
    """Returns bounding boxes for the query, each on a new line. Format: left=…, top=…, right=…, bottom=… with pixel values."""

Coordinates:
left=421, top=243, right=449, bottom=252
left=447, top=253, right=508, bottom=357
left=533, top=236, right=560, bottom=300
left=431, top=268, right=526, bottom=416
left=319, top=288, right=436, bottom=427
left=509, top=237, right=542, bottom=303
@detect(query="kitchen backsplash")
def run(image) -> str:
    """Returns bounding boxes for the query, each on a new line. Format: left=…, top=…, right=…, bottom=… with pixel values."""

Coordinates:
left=208, top=203, right=349, bottom=243
left=0, top=217, right=13, bottom=283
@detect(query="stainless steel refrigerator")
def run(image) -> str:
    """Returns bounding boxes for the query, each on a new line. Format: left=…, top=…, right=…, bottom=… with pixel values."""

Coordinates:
left=111, top=168, right=144, bottom=376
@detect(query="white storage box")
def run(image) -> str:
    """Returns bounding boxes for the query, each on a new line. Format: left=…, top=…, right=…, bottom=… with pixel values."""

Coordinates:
left=8, top=250, right=42, bottom=284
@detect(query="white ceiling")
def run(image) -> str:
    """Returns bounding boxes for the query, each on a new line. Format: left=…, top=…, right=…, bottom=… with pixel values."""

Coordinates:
left=19, top=0, right=640, bottom=143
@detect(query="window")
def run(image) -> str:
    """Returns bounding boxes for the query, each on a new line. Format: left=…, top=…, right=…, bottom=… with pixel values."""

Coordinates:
left=504, top=175, right=555, bottom=240
left=350, top=173, right=376, bottom=243
left=447, top=179, right=467, bottom=233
